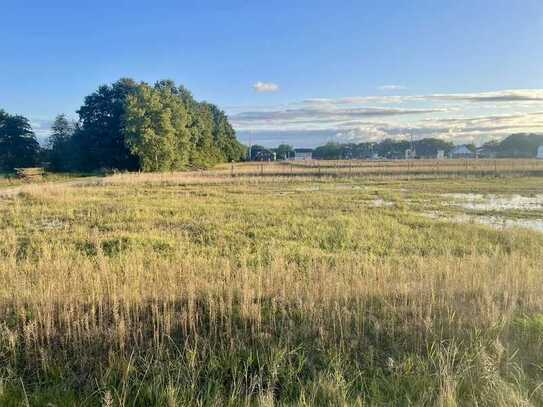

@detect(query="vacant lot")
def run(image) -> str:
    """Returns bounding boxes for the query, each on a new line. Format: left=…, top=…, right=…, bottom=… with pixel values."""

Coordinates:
left=1, top=169, right=543, bottom=405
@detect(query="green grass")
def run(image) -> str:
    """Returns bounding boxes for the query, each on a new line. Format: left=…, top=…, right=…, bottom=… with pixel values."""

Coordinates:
left=0, top=173, right=542, bottom=405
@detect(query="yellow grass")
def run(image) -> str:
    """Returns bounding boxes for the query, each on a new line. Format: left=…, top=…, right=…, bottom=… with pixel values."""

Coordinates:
left=0, top=169, right=542, bottom=405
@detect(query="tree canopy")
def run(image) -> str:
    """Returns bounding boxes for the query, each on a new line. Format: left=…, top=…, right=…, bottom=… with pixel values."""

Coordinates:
left=42, top=78, right=246, bottom=172
left=48, top=114, right=75, bottom=171
left=0, top=110, right=40, bottom=171
left=274, top=144, right=294, bottom=160
left=311, top=138, right=455, bottom=160
left=493, top=133, right=543, bottom=157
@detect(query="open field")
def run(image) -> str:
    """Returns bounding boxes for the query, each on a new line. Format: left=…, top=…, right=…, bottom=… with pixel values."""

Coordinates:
left=0, top=172, right=86, bottom=190
left=209, top=159, right=543, bottom=179
left=1, top=168, right=543, bottom=405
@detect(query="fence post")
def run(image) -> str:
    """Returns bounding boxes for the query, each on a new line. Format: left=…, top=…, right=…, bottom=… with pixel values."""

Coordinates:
left=260, top=164, right=264, bottom=176
left=231, top=161, right=235, bottom=177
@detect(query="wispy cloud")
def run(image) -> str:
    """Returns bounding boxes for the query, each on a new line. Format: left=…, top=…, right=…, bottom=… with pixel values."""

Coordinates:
left=232, top=107, right=445, bottom=124
left=378, top=85, right=406, bottom=91
left=253, top=81, right=279, bottom=93
left=229, top=88, right=543, bottom=147
left=425, top=90, right=543, bottom=103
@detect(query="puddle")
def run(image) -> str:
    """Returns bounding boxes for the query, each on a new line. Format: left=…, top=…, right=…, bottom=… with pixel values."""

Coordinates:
left=425, top=211, right=543, bottom=233
left=372, top=199, right=395, bottom=208
left=32, top=218, right=68, bottom=231
left=443, top=193, right=543, bottom=211
left=334, top=184, right=364, bottom=190
left=295, top=186, right=321, bottom=192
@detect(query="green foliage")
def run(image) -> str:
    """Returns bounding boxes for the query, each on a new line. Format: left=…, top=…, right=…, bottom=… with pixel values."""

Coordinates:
left=48, top=114, right=75, bottom=171
left=314, top=142, right=344, bottom=159
left=495, top=133, right=543, bottom=157
left=74, top=78, right=141, bottom=171
left=51, top=78, right=246, bottom=172
left=274, top=144, right=294, bottom=160
left=0, top=110, right=40, bottom=171
left=125, top=83, right=191, bottom=171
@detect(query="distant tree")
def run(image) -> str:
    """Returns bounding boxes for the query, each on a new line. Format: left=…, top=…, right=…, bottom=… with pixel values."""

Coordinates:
left=414, top=138, right=454, bottom=157
left=275, top=144, right=294, bottom=160
left=376, top=139, right=410, bottom=159
left=481, top=140, right=500, bottom=150
left=313, top=142, right=343, bottom=159
left=48, top=114, right=75, bottom=171
left=495, top=133, right=543, bottom=157
left=0, top=110, right=40, bottom=171
left=350, top=142, right=376, bottom=159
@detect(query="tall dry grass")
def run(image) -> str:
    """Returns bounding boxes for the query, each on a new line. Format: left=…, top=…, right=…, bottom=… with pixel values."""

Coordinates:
left=0, top=173, right=542, bottom=405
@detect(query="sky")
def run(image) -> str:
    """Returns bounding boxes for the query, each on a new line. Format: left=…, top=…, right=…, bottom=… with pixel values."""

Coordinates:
left=1, top=0, right=543, bottom=147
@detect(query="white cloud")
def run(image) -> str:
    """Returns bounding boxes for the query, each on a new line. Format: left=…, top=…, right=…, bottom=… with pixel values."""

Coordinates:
left=424, top=89, right=543, bottom=103
left=253, top=81, right=279, bottom=93
left=229, top=88, right=543, bottom=146
left=378, top=85, right=406, bottom=91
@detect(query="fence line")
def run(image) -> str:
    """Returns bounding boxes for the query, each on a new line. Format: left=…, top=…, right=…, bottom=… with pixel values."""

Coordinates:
left=220, top=159, right=543, bottom=180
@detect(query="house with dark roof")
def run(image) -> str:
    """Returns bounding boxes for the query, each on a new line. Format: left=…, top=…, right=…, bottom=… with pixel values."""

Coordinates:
left=249, top=146, right=276, bottom=161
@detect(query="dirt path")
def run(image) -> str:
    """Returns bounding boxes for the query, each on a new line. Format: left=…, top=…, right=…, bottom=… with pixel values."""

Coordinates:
left=0, top=177, right=103, bottom=198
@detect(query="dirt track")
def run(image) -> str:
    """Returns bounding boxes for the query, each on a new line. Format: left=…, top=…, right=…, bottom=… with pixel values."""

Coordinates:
left=0, top=177, right=102, bottom=198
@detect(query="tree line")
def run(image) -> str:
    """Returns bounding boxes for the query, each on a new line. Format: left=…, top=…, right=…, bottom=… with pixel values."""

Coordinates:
left=312, top=138, right=458, bottom=159
left=1, top=78, right=246, bottom=172
left=272, top=134, right=543, bottom=160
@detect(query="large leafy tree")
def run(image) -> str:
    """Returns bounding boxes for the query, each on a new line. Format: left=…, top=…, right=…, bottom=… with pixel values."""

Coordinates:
left=74, top=78, right=140, bottom=171
left=0, top=110, right=40, bottom=171
left=124, top=82, right=191, bottom=171
left=56, top=78, right=245, bottom=173
left=208, top=104, right=246, bottom=162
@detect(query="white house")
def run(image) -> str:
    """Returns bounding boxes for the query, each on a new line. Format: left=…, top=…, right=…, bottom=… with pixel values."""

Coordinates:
left=537, top=145, right=543, bottom=159
left=405, top=148, right=416, bottom=159
left=449, top=145, right=475, bottom=159
left=436, top=150, right=445, bottom=160
left=294, top=148, right=313, bottom=160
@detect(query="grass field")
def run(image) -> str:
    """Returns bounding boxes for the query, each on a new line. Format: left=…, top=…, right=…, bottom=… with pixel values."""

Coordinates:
left=1, top=165, right=543, bottom=405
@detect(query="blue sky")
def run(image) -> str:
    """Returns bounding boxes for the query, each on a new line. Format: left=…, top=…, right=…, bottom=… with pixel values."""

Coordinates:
left=1, top=0, right=543, bottom=146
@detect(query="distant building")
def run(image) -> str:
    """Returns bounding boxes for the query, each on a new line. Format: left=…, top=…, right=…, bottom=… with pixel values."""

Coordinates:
left=449, top=145, right=475, bottom=159
left=537, top=145, right=543, bottom=159
left=436, top=150, right=445, bottom=160
left=294, top=148, right=313, bottom=160
left=250, top=146, right=276, bottom=161
left=405, top=148, right=416, bottom=159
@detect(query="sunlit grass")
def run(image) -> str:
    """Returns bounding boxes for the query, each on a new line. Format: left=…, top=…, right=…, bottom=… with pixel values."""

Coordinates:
left=0, top=170, right=542, bottom=405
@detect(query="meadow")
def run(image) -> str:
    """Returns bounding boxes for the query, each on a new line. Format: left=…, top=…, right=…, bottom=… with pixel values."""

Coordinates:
left=1, top=162, right=543, bottom=406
